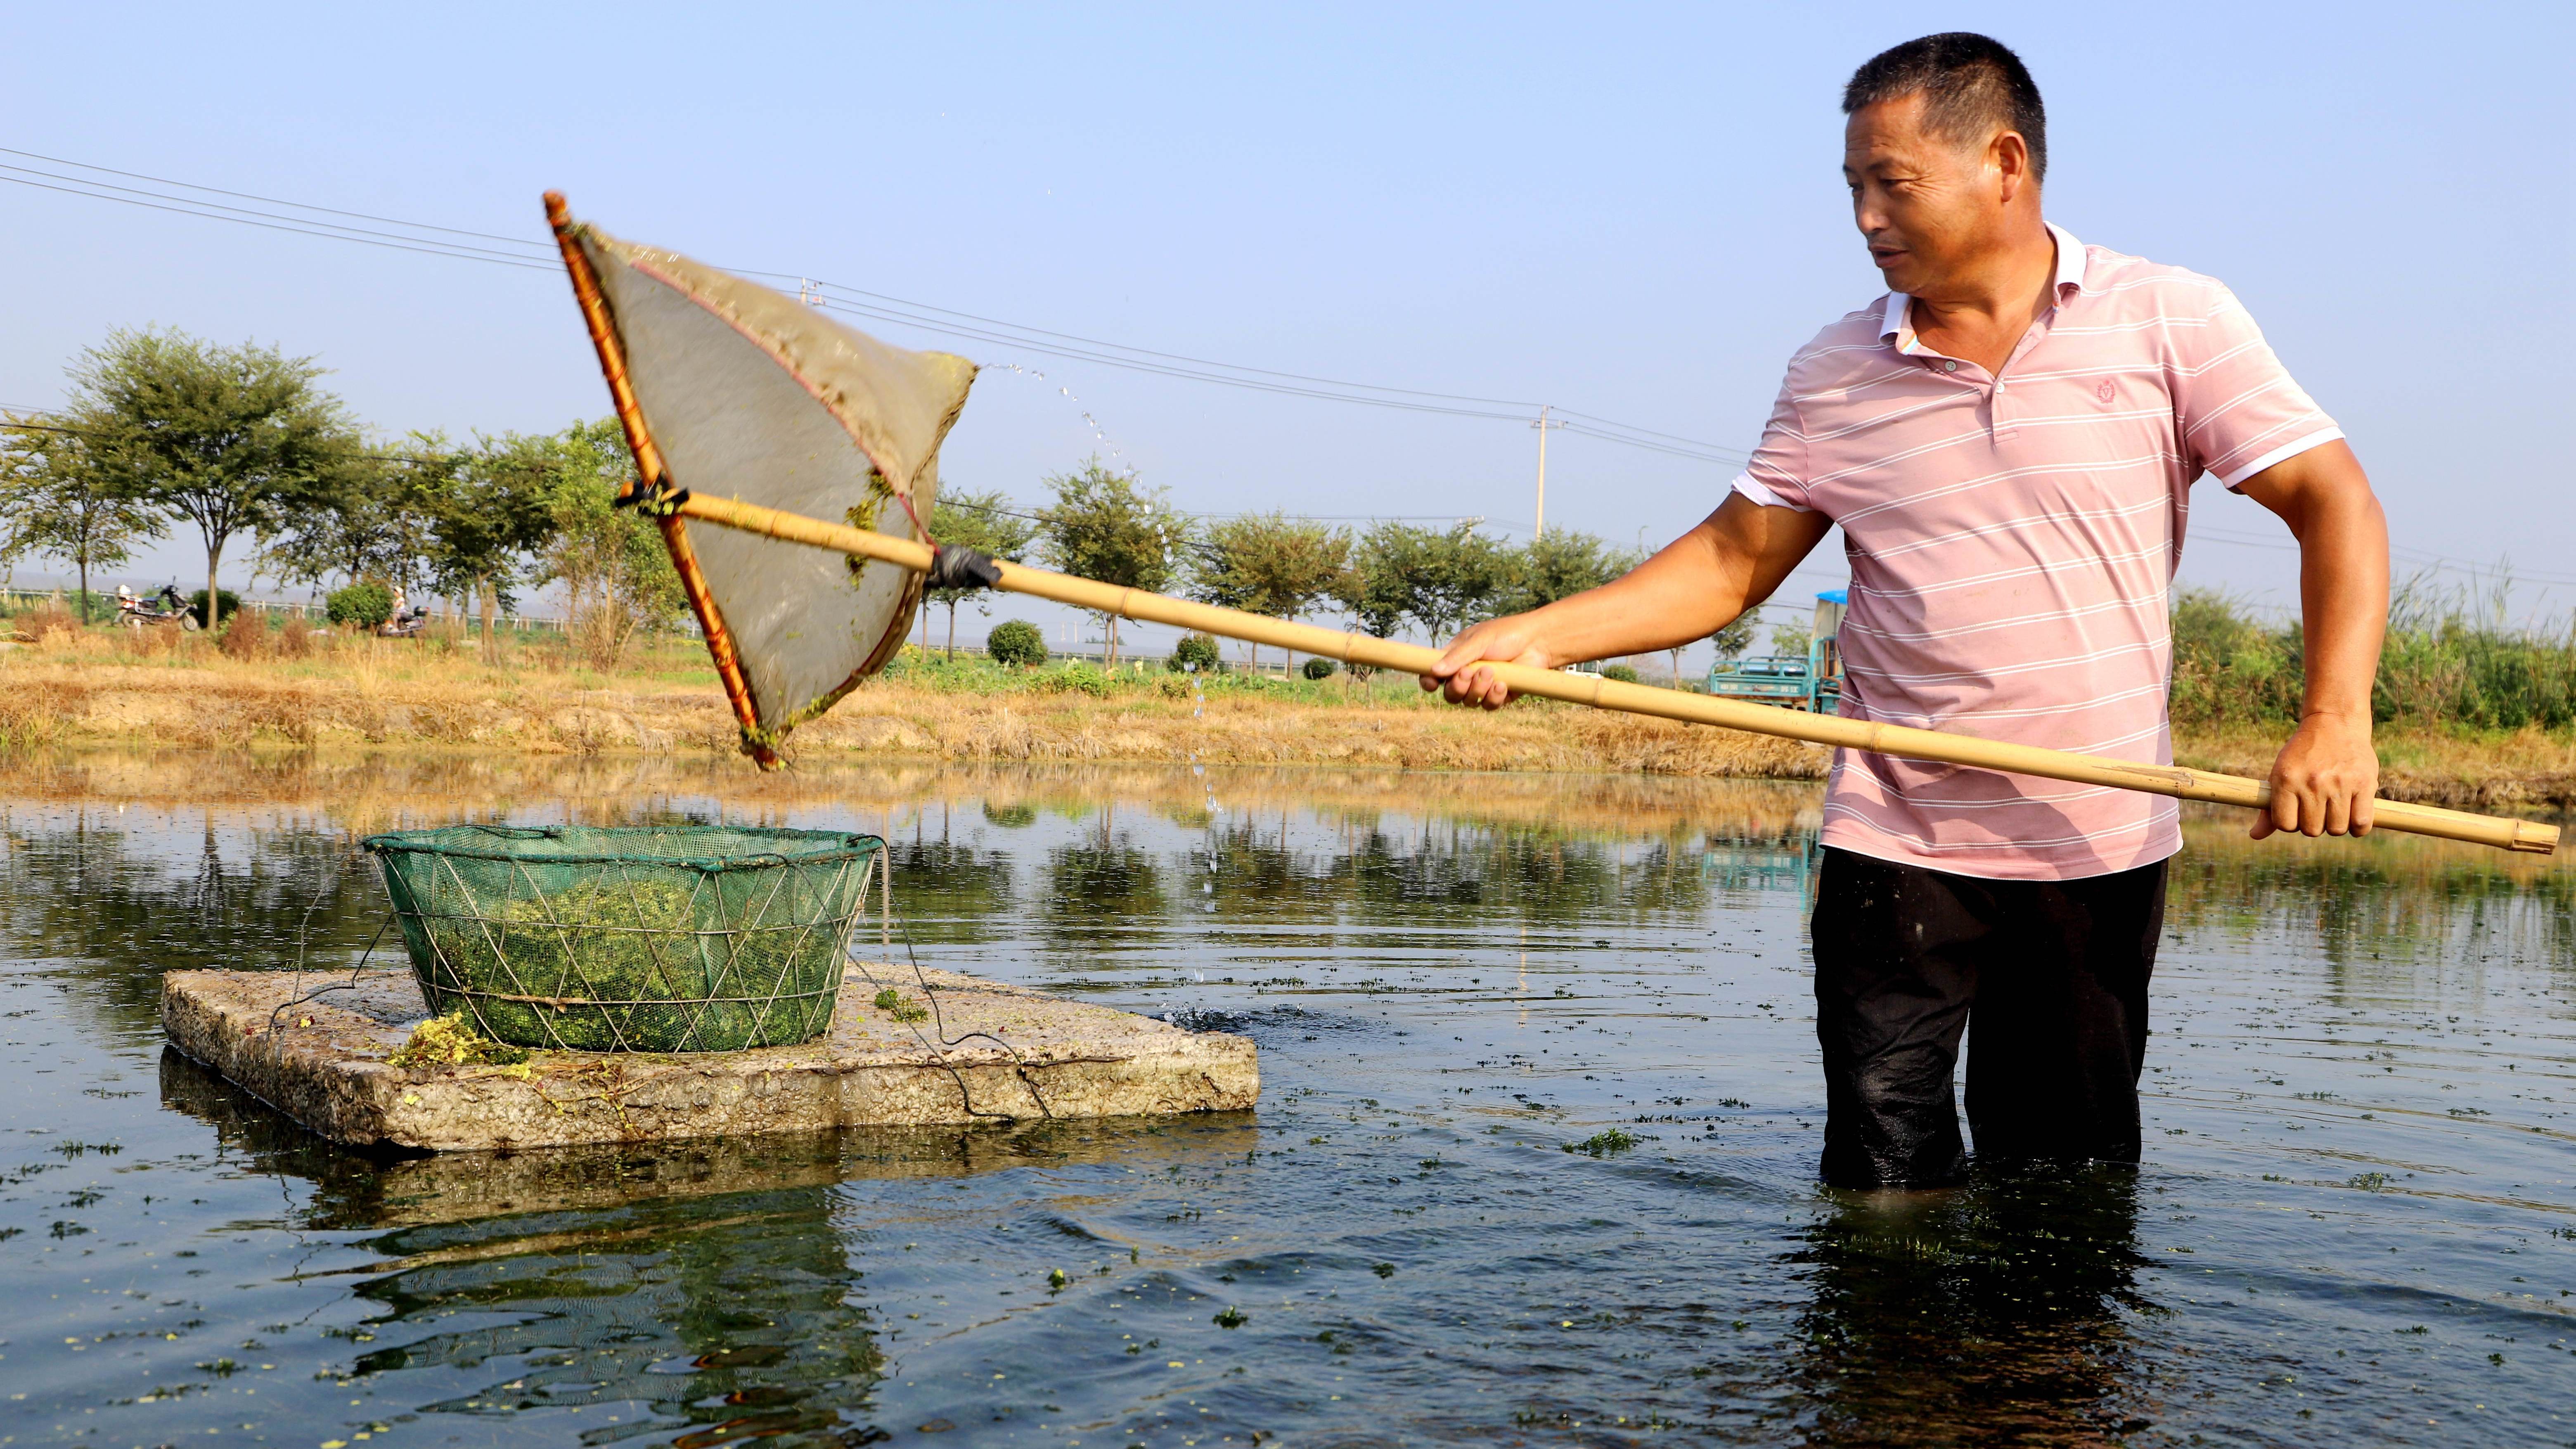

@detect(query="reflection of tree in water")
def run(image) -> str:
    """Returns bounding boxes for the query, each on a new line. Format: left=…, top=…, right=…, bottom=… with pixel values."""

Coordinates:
left=884, top=838, right=1018, bottom=948
left=1770, top=1165, right=2155, bottom=1447
left=1031, top=814, right=1726, bottom=942
left=1326, top=821, right=1717, bottom=928
left=0, top=808, right=376, bottom=1031
left=2166, top=827, right=2576, bottom=975
left=344, top=1186, right=883, bottom=1446
left=1038, top=830, right=1166, bottom=960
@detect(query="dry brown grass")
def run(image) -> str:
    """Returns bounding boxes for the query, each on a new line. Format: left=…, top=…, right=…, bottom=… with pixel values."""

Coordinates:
left=0, top=644, right=1830, bottom=777
left=217, top=610, right=269, bottom=660
left=2175, top=723, right=2576, bottom=811
left=5, top=630, right=2573, bottom=805
left=11, top=601, right=83, bottom=644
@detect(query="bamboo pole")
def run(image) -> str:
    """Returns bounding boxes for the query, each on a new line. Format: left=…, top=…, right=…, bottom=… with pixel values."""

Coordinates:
left=673, top=491, right=2559, bottom=857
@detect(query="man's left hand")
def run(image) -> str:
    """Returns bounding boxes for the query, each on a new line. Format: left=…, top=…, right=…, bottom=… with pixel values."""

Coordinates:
left=2254, top=711, right=2379, bottom=839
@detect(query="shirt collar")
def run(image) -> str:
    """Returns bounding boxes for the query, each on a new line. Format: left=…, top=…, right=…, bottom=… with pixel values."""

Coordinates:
left=1881, top=223, right=2089, bottom=348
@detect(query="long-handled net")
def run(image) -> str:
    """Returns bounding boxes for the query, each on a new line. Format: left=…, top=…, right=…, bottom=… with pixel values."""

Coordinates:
left=539, top=193, right=2557, bottom=859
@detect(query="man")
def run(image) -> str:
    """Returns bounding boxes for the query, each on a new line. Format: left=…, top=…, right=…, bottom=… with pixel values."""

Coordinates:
left=1427, top=33, right=2388, bottom=1188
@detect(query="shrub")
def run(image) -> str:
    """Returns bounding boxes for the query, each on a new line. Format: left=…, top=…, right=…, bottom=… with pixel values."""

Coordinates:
left=1302, top=656, right=1338, bottom=680
left=1169, top=632, right=1224, bottom=673
left=2166, top=585, right=2576, bottom=732
left=186, top=588, right=242, bottom=626
left=1035, top=663, right=1110, bottom=698
left=216, top=608, right=269, bottom=660
left=1600, top=663, right=1641, bottom=684
left=275, top=613, right=314, bottom=658
left=987, top=619, right=1046, bottom=668
left=326, top=582, right=394, bottom=629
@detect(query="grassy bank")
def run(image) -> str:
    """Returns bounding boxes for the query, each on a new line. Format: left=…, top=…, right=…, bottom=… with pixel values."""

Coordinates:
left=0, top=621, right=1827, bottom=779
left=6, top=598, right=2573, bottom=809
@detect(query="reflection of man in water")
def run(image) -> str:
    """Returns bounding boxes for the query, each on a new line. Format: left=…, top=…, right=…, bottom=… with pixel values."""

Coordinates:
left=1428, top=33, right=2389, bottom=1186
left=1790, top=1165, right=2149, bottom=1438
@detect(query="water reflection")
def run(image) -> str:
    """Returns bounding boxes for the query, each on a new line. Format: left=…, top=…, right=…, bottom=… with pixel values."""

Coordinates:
left=1783, top=1166, right=2153, bottom=1446
left=157, top=1045, right=1259, bottom=1445
left=3, top=750, right=2569, bottom=1447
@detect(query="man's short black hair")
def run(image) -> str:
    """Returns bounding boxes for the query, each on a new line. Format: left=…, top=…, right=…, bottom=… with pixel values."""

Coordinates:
left=1843, top=33, right=2048, bottom=183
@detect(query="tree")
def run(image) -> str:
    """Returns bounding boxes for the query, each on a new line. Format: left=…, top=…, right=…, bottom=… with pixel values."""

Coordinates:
left=1038, top=459, right=1186, bottom=667
left=1496, top=529, right=1638, bottom=617
left=0, top=419, right=161, bottom=622
left=65, top=328, right=360, bottom=630
left=1693, top=612, right=1761, bottom=689
left=1189, top=511, right=1351, bottom=672
left=926, top=488, right=1038, bottom=658
left=432, top=433, right=562, bottom=649
left=1709, top=615, right=1758, bottom=659
left=262, top=439, right=436, bottom=597
left=535, top=419, right=685, bottom=669
left=1338, top=521, right=1507, bottom=646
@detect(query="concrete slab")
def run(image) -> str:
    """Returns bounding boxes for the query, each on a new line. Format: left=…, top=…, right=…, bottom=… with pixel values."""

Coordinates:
left=160, top=965, right=1257, bottom=1153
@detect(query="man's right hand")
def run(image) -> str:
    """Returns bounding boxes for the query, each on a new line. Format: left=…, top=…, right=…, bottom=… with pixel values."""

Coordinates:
left=1423, top=614, right=1556, bottom=709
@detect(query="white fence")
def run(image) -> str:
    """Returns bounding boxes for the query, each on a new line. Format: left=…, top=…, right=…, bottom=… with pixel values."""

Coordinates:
left=0, top=586, right=582, bottom=634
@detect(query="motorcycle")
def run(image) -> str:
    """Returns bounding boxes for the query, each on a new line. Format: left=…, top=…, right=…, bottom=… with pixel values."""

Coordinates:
left=117, top=584, right=200, bottom=631
left=379, top=604, right=430, bottom=638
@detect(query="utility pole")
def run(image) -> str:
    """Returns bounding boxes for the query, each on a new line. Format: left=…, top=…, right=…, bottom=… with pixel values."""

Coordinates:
left=1532, top=405, right=1551, bottom=538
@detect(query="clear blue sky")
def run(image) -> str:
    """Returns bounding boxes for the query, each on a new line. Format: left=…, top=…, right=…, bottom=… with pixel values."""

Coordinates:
left=3, top=2, right=2567, bottom=652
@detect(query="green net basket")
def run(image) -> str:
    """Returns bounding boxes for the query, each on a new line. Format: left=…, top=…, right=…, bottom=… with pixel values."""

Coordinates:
left=361, top=825, right=882, bottom=1053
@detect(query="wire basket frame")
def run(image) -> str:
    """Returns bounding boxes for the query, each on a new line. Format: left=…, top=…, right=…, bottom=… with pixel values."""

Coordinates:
left=362, top=825, right=883, bottom=1053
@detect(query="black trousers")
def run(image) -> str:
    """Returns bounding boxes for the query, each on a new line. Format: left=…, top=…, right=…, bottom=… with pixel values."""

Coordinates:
left=1809, top=846, right=2166, bottom=1189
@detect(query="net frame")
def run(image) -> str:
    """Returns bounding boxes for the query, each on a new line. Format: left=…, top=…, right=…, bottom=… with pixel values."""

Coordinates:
left=362, top=825, right=884, bottom=1054
left=542, top=192, right=975, bottom=770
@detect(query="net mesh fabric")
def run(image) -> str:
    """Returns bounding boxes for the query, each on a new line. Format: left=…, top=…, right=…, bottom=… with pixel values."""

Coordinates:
left=578, top=228, right=977, bottom=737
left=365, top=826, right=880, bottom=1053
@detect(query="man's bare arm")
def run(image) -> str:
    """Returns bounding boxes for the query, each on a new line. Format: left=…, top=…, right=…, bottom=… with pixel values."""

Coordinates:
left=1424, top=493, right=1834, bottom=708
left=2231, top=438, right=2389, bottom=838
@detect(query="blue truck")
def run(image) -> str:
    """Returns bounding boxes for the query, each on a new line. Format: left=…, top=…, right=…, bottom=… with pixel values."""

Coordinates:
left=1704, top=589, right=1846, bottom=713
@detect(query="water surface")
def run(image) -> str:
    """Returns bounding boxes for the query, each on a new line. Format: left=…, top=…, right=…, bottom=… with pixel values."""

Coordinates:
left=2, top=752, right=2570, bottom=1447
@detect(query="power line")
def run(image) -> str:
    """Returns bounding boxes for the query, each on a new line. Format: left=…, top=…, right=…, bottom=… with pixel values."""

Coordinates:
left=0, top=146, right=557, bottom=251
left=2190, top=521, right=2576, bottom=590
left=0, top=147, right=1750, bottom=466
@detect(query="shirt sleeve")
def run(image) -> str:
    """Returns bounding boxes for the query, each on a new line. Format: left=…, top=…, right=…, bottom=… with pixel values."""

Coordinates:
left=2175, top=282, right=2343, bottom=490
left=1730, top=375, right=1814, bottom=512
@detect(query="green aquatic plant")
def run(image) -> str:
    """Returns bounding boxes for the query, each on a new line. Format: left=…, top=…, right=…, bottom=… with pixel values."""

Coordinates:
left=872, top=986, right=929, bottom=1024
left=1565, top=1128, right=1637, bottom=1157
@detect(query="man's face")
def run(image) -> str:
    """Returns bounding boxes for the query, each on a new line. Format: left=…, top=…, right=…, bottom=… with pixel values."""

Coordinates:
left=1842, top=92, right=2006, bottom=300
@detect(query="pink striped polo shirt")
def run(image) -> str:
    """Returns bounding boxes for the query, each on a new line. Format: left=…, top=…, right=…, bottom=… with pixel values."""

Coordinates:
left=1733, top=225, right=2341, bottom=880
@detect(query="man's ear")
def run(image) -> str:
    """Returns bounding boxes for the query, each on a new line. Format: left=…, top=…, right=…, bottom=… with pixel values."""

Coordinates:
left=1993, top=130, right=2034, bottom=204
